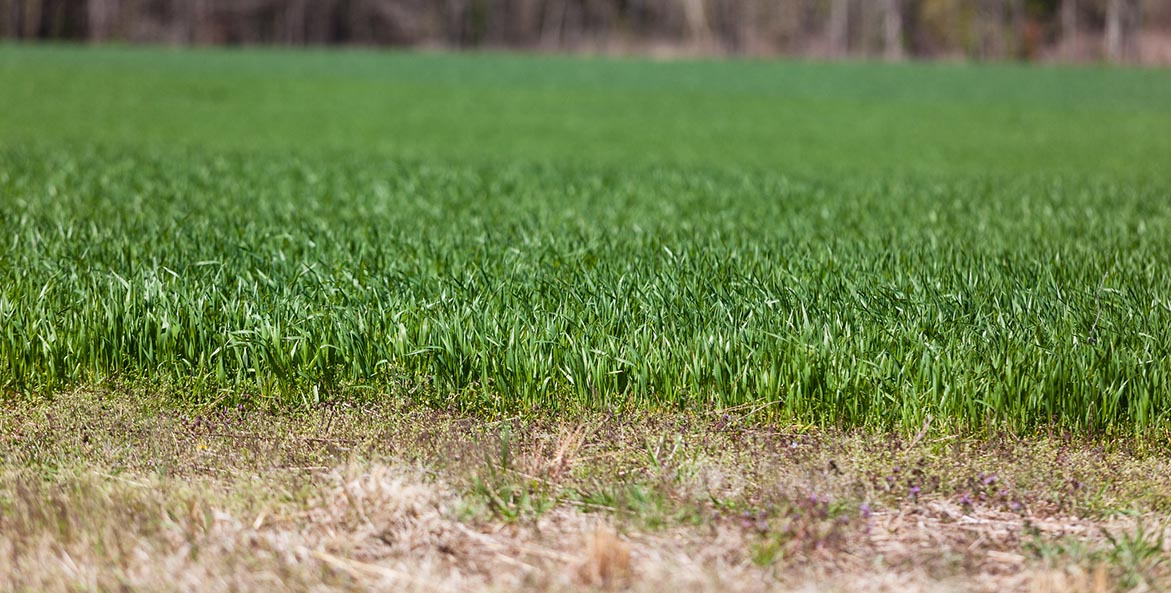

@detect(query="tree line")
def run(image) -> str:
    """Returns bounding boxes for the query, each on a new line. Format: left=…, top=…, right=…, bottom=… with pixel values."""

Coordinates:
left=2, top=0, right=1168, bottom=64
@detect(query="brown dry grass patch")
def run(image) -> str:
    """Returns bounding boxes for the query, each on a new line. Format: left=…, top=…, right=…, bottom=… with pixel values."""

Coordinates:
left=1, top=389, right=1169, bottom=592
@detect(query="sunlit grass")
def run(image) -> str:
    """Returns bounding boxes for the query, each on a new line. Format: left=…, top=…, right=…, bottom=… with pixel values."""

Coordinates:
left=1, top=46, right=1170, bottom=433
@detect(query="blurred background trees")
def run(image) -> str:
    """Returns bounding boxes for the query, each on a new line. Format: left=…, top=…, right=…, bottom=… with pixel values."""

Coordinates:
left=2, top=0, right=1169, bottom=64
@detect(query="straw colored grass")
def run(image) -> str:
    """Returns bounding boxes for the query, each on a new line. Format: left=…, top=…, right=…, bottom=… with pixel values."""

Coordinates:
left=2, top=391, right=1169, bottom=592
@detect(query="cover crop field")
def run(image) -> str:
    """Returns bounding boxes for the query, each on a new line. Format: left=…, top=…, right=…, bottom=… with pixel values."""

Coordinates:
left=2, top=46, right=1170, bottom=432
left=3, top=45, right=1171, bottom=593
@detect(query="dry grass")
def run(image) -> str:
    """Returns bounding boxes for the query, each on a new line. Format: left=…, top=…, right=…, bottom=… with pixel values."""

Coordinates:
left=1, top=390, right=1169, bottom=592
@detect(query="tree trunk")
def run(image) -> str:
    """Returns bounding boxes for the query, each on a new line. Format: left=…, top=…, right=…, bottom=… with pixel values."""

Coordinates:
left=0, top=0, right=12, bottom=38
left=21, top=0, right=42, bottom=37
left=443, top=0, right=466, bottom=46
left=681, top=0, right=710, bottom=50
left=284, top=0, right=308, bottom=45
left=87, top=0, right=107, bottom=40
left=1106, top=0, right=1139, bottom=64
left=882, top=0, right=903, bottom=60
left=828, top=0, right=848, bottom=57
left=187, top=0, right=210, bottom=44
left=1061, top=0, right=1077, bottom=58
left=1007, top=0, right=1023, bottom=58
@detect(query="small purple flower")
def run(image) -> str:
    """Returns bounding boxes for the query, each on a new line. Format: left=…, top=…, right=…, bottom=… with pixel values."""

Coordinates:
left=860, top=503, right=872, bottom=520
left=908, top=485, right=921, bottom=499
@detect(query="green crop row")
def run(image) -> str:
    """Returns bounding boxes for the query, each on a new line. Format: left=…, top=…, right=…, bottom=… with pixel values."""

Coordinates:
left=2, top=46, right=1170, bottom=432
left=2, top=146, right=1169, bottom=431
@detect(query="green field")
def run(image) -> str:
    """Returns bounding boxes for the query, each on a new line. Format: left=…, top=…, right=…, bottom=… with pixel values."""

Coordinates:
left=2, top=45, right=1171, bottom=432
